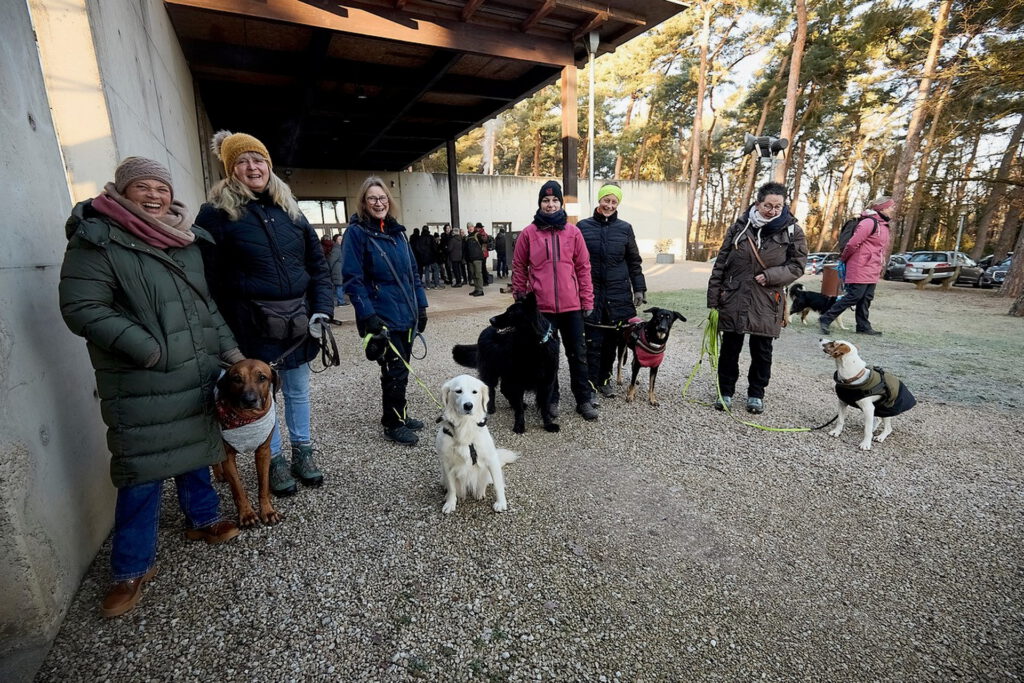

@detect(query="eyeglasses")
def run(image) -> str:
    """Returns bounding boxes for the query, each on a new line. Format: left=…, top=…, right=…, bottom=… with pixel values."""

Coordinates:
left=760, top=204, right=783, bottom=212
left=366, top=195, right=389, bottom=205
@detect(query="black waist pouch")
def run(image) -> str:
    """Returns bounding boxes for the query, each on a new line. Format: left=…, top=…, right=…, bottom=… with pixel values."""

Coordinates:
left=250, top=297, right=309, bottom=340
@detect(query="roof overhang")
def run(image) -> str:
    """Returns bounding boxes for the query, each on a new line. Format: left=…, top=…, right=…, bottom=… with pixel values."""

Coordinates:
left=165, top=0, right=686, bottom=170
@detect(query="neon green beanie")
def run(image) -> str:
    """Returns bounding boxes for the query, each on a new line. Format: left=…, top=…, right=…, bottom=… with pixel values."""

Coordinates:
left=597, top=184, right=622, bottom=203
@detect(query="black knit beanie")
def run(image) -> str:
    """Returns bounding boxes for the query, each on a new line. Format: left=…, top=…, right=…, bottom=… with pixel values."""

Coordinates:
left=538, top=180, right=563, bottom=206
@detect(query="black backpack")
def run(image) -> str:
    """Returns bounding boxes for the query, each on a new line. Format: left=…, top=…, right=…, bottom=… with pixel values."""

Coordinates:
left=836, top=215, right=878, bottom=254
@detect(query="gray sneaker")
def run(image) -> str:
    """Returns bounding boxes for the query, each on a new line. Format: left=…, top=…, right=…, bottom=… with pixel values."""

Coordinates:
left=714, top=395, right=732, bottom=412
left=269, top=455, right=298, bottom=497
left=746, top=397, right=764, bottom=414
left=576, top=401, right=599, bottom=421
left=384, top=424, right=419, bottom=446
left=290, top=444, right=323, bottom=487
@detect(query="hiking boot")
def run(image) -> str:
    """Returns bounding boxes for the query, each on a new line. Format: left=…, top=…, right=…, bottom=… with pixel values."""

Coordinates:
left=746, top=397, right=765, bottom=414
left=384, top=424, right=419, bottom=446
left=404, top=417, right=425, bottom=431
left=101, top=565, right=159, bottom=618
left=290, top=444, right=324, bottom=487
left=269, top=454, right=298, bottom=497
left=185, top=520, right=240, bottom=544
left=597, top=383, right=616, bottom=399
left=576, top=401, right=599, bottom=421
left=857, top=328, right=882, bottom=336
left=818, top=318, right=831, bottom=335
left=714, top=395, right=732, bottom=412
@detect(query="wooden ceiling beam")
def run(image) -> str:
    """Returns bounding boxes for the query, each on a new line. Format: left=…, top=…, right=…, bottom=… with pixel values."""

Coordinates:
left=394, top=0, right=409, bottom=8
left=555, top=0, right=645, bottom=27
left=521, top=0, right=556, bottom=32
left=165, top=0, right=574, bottom=66
left=571, top=11, right=608, bottom=42
left=460, top=0, right=485, bottom=22
left=279, top=29, right=333, bottom=167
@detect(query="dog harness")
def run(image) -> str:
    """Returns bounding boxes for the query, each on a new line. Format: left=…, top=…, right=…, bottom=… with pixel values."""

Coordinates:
left=436, top=416, right=487, bottom=465
left=626, top=317, right=666, bottom=368
left=834, top=367, right=916, bottom=417
left=216, top=397, right=277, bottom=454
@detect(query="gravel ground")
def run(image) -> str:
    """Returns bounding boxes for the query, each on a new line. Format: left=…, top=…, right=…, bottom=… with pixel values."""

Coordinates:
left=38, top=278, right=1023, bottom=682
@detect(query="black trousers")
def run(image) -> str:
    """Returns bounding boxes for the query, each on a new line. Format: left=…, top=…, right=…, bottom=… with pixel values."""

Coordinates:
left=545, top=311, right=592, bottom=406
left=496, top=253, right=508, bottom=277
left=379, top=329, right=413, bottom=428
left=450, top=260, right=464, bottom=285
left=822, top=282, right=876, bottom=332
left=585, top=320, right=622, bottom=387
left=717, top=331, right=773, bottom=399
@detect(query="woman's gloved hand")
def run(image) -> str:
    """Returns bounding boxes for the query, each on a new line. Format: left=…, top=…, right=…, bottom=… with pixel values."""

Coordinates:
left=360, top=314, right=385, bottom=335
left=633, top=291, right=646, bottom=307
left=308, top=313, right=330, bottom=339
left=417, top=308, right=428, bottom=333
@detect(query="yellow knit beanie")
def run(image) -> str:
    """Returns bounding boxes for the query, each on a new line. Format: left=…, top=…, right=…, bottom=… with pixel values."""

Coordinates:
left=211, top=130, right=272, bottom=177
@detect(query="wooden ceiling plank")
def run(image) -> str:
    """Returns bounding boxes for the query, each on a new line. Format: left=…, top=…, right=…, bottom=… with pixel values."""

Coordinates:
left=520, top=0, right=556, bottom=32
left=571, top=11, right=608, bottom=42
left=555, top=0, right=645, bottom=27
left=165, top=0, right=573, bottom=67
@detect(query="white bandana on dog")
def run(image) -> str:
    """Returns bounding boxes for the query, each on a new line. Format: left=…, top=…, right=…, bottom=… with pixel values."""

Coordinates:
left=219, top=398, right=276, bottom=454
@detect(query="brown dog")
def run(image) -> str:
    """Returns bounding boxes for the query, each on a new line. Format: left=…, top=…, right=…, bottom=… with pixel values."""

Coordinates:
left=212, top=359, right=281, bottom=526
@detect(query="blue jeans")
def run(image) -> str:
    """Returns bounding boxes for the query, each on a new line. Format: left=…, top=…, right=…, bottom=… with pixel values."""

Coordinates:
left=335, top=285, right=348, bottom=306
left=270, top=362, right=312, bottom=456
left=111, top=467, right=221, bottom=580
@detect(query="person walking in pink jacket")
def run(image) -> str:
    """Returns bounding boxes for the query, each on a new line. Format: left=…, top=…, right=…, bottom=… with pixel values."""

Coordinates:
left=819, top=196, right=893, bottom=336
left=512, top=180, right=598, bottom=421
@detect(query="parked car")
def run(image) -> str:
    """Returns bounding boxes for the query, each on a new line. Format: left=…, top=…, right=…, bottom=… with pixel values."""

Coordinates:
left=805, top=252, right=839, bottom=275
left=981, top=257, right=1012, bottom=289
left=902, top=251, right=984, bottom=286
left=883, top=253, right=910, bottom=281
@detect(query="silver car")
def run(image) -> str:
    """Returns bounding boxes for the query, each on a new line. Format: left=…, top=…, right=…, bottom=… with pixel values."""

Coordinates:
left=902, top=251, right=984, bottom=286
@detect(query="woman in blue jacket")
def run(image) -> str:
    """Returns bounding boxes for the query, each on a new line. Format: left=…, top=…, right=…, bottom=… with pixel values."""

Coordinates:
left=197, top=131, right=334, bottom=494
left=342, top=177, right=429, bottom=446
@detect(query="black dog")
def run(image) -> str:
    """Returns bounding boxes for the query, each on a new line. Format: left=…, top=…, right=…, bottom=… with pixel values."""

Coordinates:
left=453, top=292, right=560, bottom=434
left=789, top=283, right=847, bottom=329
left=615, top=307, right=686, bottom=406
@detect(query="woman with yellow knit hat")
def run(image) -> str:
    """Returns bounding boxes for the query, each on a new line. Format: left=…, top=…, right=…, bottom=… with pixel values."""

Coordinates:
left=197, top=131, right=334, bottom=497
left=578, top=183, right=646, bottom=399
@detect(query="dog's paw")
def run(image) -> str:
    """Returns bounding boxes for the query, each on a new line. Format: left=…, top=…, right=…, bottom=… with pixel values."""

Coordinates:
left=649, top=398, right=660, bottom=407
left=239, top=509, right=260, bottom=528
left=828, top=427, right=842, bottom=438
left=442, top=500, right=457, bottom=514
left=487, top=403, right=496, bottom=415
left=492, top=500, right=508, bottom=513
left=873, top=433, right=889, bottom=443
left=858, top=439, right=873, bottom=451
left=513, top=422, right=526, bottom=434
left=260, top=509, right=282, bottom=525
left=544, top=422, right=560, bottom=433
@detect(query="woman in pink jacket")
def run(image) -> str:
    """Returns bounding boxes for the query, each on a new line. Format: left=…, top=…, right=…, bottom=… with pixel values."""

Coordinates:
left=512, top=180, right=598, bottom=421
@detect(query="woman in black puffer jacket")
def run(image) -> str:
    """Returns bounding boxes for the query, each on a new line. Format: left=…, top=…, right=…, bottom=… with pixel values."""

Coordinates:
left=578, top=184, right=646, bottom=398
left=197, top=131, right=334, bottom=497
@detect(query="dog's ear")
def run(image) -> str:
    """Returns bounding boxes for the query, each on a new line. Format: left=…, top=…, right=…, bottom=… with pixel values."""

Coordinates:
left=216, top=369, right=232, bottom=397
left=270, top=368, right=280, bottom=398
left=828, top=342, right=851, bottom=358
left=477, top=383, right=489, bottom=422
left=673, top=311, right=687, bottom=322
left=643, top=307, right=657, bottom=315
left=441, top=379, right=455, bottom=422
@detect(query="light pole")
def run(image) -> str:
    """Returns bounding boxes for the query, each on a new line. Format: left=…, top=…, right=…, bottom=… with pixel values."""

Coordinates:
left=587, top=31, right=599, bottom=208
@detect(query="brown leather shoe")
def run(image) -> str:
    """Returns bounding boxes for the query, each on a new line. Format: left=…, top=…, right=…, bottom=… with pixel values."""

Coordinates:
left=185, top=520, right=240, bottom=544
left=101, top=565, right=158, bottom=618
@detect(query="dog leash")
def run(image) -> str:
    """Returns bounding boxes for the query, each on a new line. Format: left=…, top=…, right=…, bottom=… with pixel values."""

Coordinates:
left=362, top=328, right=444, bottom=412
left=267, top=320, right=341, bottom=372
left=681, top=309, right=836, bottom=432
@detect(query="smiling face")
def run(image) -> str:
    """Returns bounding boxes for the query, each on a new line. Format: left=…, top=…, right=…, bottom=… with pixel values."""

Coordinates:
left=123, top=179, right=172, bottom=218
left=364, top=185, right=389, bottom=220
left=540, top=195, right=562, bottom=215
left=597, top=194, right=619, bottom=217
left=232, top=152, right=270, bottom=192
left=755, top=193, right=785, bottom=221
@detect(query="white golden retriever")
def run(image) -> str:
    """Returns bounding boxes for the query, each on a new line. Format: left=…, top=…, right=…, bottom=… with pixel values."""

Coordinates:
left=436, top=374, right=519, bottom=513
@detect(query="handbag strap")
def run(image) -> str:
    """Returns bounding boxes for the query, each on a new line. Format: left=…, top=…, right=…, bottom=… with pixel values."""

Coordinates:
left=746, top=234, right=768, bottom=271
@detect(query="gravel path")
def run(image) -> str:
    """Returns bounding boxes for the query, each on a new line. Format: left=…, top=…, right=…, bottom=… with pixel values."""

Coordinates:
left=38, top=276, right=1023, bottom=682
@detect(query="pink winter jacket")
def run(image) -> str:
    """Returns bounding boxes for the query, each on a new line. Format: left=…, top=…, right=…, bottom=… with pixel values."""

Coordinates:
left=511, top=222, right=594, bottom=313
left=840, top=211, right=891, bottom=284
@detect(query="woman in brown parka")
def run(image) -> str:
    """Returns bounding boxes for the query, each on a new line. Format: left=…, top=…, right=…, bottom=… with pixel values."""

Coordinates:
left=706, top=181, right=807, bottom=415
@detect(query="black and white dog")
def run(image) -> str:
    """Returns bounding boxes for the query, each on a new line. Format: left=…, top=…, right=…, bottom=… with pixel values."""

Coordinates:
left=790, top=283, right=847, bottom=329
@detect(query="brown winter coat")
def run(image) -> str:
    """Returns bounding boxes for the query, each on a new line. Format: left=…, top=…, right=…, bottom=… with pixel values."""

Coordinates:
left=707, top=213, right=807, bottom=338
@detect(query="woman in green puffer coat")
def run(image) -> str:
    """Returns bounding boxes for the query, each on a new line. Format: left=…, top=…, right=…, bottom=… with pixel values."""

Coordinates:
left=59, top=157, right=243, bottom=619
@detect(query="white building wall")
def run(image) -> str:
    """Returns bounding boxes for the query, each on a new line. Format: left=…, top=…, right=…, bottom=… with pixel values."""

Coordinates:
left=287, top=171, right=688, bottom=256
left=1, top=1, right=208, bottom=677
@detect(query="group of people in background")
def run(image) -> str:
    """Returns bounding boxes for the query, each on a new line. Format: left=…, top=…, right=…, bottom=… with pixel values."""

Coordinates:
left=58, top=121, right=833, bottom=621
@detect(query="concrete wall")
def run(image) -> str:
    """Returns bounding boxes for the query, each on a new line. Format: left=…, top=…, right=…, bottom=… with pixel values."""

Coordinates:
left=287, top=171, right=688, bottom=256
left=1, top=0, right=207, bottom=677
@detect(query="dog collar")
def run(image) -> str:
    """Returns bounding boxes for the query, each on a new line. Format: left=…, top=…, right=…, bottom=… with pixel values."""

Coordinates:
left=539, top=321, right=553, bottom=344
left=835, top=367, right=867, bottom=384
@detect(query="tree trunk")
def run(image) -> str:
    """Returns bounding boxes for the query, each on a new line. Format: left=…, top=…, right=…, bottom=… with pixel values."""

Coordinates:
left=891, top=0, right=953, bottom=253
left=740, top=54, right=789, bottom=209
left=685, top=1, right=712, bottom=256
left=532, top=130, right=541, bottom=177
left=614, top=93, right=638, bottom=180
left=774, top=0, right=808, bottom=183
left=1003, top=222, right=1024, bottom=308
left=993, top=187, right=1023, bottom=262
left=790, top=136, right=808, bottom=213
left=514, top=151, right=523, bottom=176
left=970, top=116, right=1024, bottom=259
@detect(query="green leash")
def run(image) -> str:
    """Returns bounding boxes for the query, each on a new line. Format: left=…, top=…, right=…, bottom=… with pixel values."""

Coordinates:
left=682, top=310, right=835, bottom=433
left=363, top=329, right=445, bottom=412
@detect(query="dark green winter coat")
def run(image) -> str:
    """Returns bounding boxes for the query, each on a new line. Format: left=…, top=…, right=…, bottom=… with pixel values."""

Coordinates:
left=59, top=200, right=238, bottom=488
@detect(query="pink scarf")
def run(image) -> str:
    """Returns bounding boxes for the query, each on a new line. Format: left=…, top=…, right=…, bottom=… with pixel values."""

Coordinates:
left=92, top=183, right=195, bottom=249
